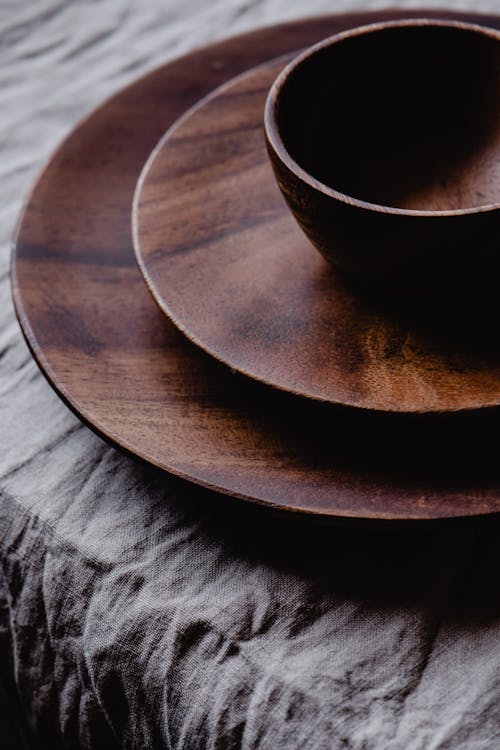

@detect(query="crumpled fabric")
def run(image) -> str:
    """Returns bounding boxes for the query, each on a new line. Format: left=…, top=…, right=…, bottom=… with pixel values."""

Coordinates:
left=1, top=1, right=499, bottom=748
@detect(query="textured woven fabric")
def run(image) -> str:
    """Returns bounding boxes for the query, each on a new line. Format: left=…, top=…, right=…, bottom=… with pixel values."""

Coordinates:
left=1, top=1, right=500, bottom=748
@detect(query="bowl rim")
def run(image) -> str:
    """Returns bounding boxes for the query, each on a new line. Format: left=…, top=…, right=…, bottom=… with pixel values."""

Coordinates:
left=264, top=18, right=500, bottom=218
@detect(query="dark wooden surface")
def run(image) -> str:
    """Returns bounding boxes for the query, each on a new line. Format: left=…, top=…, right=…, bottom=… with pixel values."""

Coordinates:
left=265, top=20, right=500, bottom=297
left=134, top=51, right=500, bottom=414
left=11, top=9, right=500, bottom=519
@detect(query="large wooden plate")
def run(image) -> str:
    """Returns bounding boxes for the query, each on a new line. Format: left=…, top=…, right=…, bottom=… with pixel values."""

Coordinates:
left=134, top=54, right=500, bottom=414
left=12, top=9, right=500, bottom=519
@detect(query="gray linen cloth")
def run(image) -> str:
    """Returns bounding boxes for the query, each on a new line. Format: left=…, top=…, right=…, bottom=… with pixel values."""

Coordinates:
left=1, top=1, right=499, bottom=748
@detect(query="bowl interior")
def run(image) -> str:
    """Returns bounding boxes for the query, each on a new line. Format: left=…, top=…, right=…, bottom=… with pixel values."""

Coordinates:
left=276, top=24, right=500, bottom=211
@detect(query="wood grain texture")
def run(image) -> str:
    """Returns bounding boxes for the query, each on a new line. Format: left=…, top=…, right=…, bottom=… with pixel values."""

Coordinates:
left=134, top=53, right=500, bottom=414
left=265, top=20, right=500, bottom=297
left=11, top=9, right=500, bottom=519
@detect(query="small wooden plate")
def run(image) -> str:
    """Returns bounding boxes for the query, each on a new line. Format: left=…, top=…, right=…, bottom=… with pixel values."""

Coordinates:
left=134, top=55, right=500, bottom=415
left=11, top=9, right=500, bottom=519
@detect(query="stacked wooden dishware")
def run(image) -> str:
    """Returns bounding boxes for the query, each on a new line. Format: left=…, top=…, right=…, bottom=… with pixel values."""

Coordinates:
left=12, top=9, right=500, bottom=520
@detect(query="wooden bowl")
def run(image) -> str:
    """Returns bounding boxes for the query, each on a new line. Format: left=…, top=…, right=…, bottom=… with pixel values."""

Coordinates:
left=265, top=20, right=500, bottom=298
